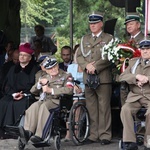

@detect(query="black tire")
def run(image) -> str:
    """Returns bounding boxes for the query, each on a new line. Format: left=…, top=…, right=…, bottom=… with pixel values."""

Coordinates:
left=54, top=134, right=61, bottom=150
left=136, top=134, right=144, bottom=146
left=118, top=139, right=123, bottom=149
left=68, top=101, right=90, bottom=145
left=18, top=137, right=25, bottom=150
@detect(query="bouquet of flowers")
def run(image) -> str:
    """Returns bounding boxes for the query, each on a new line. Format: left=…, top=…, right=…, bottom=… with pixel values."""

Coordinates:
left=102, top=38, right=141, bottom=73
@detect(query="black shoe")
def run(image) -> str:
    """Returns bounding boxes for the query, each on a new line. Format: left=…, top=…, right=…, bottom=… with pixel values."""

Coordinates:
left=144, top=146, right=150, bottom=150
left=18, top=126, right=32, bottom=145
left=123, top=142, right=138, bottom=150
left=84, top=139, right=95, bottom=144
left=30, top=135, right=44, bottom=143
left=101, top=139, right=111, bottom=145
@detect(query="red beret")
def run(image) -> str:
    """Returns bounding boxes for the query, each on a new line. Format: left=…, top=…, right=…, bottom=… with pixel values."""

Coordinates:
left=19, top=43, right=34, bottom=55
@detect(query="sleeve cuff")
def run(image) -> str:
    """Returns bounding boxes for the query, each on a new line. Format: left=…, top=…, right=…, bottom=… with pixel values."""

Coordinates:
left=51, top=88, right=54, bottom=95
left=12, top=93, right=17, bottom=98
left=37, top=82, right=42, bottom=89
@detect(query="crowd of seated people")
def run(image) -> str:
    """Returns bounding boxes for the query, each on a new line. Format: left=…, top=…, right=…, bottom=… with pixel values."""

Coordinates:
left=1, top=14, right=150, bottom=150
left=18, top=55, right=73, bottom=145
left=0, top=24, right=57, bottom=139
left=0, top=43, right=39, bottom=139
left=0, top=49, right=20, bottom=98
left=0, top=41, right=15, bottom=66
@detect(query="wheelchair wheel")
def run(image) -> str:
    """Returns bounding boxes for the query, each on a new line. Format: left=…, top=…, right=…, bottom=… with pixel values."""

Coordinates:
left=68, top=101, right=90, bottom=145
left=136, top=134, right=144, bottom=146
left=18, top=137, right=25, bottom=150
left=54, top=134, right=61, bottom=150
left=119, top=139, right=123, bottom=149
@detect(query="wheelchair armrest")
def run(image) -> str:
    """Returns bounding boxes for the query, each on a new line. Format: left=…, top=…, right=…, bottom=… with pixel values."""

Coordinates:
left=136, top=107, right=146, bottom=121
left=120, top=81, right=129, bottom=90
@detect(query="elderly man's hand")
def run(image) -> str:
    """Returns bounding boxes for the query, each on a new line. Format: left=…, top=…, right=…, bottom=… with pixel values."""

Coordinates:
left=137, top=81, right=143, bottom=88
left=39, top=78, right=49, bottom=86
left=136, top=74, right=149, bottom=84
left=42, top=85, right=52, bottom=94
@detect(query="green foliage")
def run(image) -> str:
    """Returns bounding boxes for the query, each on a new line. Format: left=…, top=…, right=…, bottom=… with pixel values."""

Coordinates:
left=19, top=0, right=144, bottom=61
left=20, top=0, right=58, bottom=27
left=50, top=0, right=70, bottom=27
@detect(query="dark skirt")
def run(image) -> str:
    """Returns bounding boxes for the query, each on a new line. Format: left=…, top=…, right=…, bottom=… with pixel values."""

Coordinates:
left=0, top=95, right=36, bottom=128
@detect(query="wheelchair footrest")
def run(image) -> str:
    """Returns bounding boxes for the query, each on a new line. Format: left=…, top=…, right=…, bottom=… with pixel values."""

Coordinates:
left=32, top=140, right=51, bottom=148
left=4, top=125, right=20, bottom=136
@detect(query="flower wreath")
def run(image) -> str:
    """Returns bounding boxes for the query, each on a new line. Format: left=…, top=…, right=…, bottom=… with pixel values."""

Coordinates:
left=102, top=38, right=141, bottom=74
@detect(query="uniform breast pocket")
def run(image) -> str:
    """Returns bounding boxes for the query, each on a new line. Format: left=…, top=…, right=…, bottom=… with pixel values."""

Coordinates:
left=83, top=44, right=91, bottom=52
left=53, top=81, right=64, bottom=88
left=94, top=48, right=102, bottom=59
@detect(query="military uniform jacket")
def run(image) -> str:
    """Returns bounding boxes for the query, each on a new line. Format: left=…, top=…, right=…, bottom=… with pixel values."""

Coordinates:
left=30, top=69, right=73, bottom=105
left=119, top=57, right=150, bottom=103
left=30, top=70, right=47, bottom=99
left=126, top=31, right=144, bottom=44
left=77, top=31, right=113, bottom=84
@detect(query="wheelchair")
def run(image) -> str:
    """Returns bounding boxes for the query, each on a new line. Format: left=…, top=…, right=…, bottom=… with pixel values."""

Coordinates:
left=68, top=95, right=90, bottom=146
left=119, top=107, right=146, bottom=150
left=5, top=92, right=90, bottom=150
left=119, top=81, right=146, bottom=149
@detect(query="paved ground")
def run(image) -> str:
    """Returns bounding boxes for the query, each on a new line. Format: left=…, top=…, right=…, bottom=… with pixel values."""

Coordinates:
left=0, top=138, right=145, bottom=150
left=0, top=138, right=119, bottom=150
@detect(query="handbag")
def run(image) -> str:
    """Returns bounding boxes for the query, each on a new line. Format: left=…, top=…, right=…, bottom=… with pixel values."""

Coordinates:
left=86, top=73, right=100, bottom=89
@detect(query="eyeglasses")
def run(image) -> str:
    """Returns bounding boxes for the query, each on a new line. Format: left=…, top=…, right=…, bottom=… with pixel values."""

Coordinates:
left=19, top=54, right=30, bottom=57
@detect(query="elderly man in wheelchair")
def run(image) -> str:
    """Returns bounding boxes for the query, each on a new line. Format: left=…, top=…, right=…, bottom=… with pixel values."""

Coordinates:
left=18, top=56, right=74, bottom=149
left=119, top=38, right=150, bottom=150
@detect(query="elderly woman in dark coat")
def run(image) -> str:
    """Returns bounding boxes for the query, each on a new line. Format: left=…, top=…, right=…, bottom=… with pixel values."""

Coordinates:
left=0, top=43, right=38, bottom=131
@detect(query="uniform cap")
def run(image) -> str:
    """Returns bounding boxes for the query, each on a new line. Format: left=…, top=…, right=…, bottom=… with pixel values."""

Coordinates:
left=89, top=11, right=103, bottom=24
left=124, top=12, right=140, bottom=25
left=19, top=43, right=34, bottom=55
left=37, top=52, right=51, bottom=63
left=139, top=39, right=150, bottom=49
left=43, top=56, right=58, bottom=69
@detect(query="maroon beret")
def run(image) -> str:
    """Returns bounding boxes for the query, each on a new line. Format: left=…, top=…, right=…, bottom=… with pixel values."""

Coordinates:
left=19, top=43, right=34, bottom=55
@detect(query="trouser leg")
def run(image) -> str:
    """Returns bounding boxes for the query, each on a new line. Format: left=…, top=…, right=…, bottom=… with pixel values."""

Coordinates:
left=85, top=86, right=98, bottom=141
left=98, top=84, right=112, bottom=140
left=144, top=112, right=150, bottom=146
left=35, top=101, right=58, bottom=138
left=24, top=101, right=42, bottom=133
left=121, top=102, right=141, bottom=142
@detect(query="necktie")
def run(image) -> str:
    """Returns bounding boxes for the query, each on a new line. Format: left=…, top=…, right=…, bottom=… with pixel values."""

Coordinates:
left=130, top=36, right=134, bottom=41
left=93, top=36, right=97, bottom=41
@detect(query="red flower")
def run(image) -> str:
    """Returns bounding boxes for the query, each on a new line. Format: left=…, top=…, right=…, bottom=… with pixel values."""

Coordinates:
left=133, top=49, right=141, bottom=57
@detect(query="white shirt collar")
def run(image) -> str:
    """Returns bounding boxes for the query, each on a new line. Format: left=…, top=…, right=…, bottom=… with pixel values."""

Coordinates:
left=64, top=61, right=71, bottom=66
left=131, top=31, right=141, bottom=39
left=92, top=31, right=102, bottom=38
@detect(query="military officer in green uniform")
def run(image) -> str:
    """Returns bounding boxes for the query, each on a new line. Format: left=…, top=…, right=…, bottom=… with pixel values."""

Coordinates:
left=76, top=11, right=113, bottom=145
left=125, top=12, right=144, bottom=43
left=18, top=56, right=74, bottom=145
left=121, top=12, right=145, bottom=106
